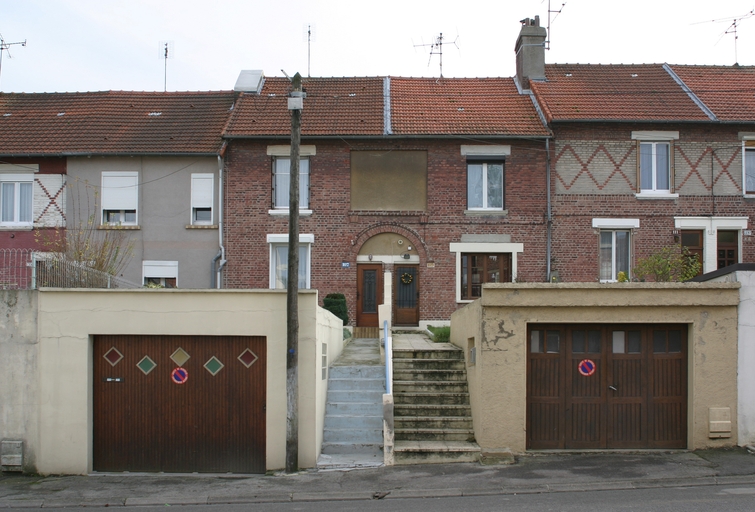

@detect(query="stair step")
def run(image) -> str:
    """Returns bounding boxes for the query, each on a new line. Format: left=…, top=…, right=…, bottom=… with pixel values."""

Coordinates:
left=393, top=359, right=466, bottom=370
left=329, top=365, right=384, bottom=379
left=393, top=441, right=480, bottom=465
left=324, top=427, right=383, bottom=443
left=321, top=441, right=383, bottom=456
left=327, top=377, right=385, bottom=390
left=395, top=428, right=476, bottom=442
left=393, top=370, right=467, bottom=381
left=393, top=392, right=471, bottom=405
left=393, top=349, right=463, bottom=360
left=324, top=414, right=383, bottom=429
left=394, top=417, right=473, bottom=429
left=393, top=404, right=471, bottom=417
left=326, top=401, right=383, bottom=415
left=393, top=381, right=469, bottom=393
left=327, top=389, right=384, bottom=402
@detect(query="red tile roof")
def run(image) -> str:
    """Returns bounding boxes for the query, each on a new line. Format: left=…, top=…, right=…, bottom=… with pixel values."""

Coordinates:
left=223, top=77, right=385, bottom=137
left=389, top=77, right=549, bottom=136
left=0, top=91, right=235, bottom=156
left=669, top=65, right=755, bottom=123
left=531, top=64, right=712, bottom=123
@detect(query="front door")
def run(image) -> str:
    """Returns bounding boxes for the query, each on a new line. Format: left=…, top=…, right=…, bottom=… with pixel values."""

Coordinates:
left=356, top=264, right=383, bottom=327
left=394, top=265, right=419, bottom=326
left=528, top=324, right=687, bottom=450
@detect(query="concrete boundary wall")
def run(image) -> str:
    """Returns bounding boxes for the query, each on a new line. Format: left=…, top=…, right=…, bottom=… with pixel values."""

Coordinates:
left=450, top=282, right=740, bottom=454
left=20, top=288, right=342, bottom=475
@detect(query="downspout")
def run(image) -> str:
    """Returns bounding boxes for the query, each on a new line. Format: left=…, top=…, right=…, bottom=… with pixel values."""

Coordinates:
left=215, top=144, right=228, bottom=288
left=546, top=138, right=552, bottom=282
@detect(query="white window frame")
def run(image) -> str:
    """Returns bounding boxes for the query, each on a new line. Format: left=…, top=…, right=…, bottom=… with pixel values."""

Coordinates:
left=142, top=260, right=178, bottom=287
left=0, top=173, right=34, bottom=226
left=592, top=219, right=638, bottom=283
left=101, top=171, right=139, bottom=226
left=267, top=145, right=315, bottom=216
left=632, top=131, right=678, bottom=199
left=742, top=134, right=755, bottom=197
left=191, top=173, right=214, bottom=225
left=267, top=234, right=314, bottom=289
left=674, top=217, right=748, bottom=274
left=449, top=242, right=523, bottom=303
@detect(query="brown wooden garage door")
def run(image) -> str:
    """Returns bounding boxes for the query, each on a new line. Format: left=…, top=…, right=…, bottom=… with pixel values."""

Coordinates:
left=527, top=324, right=687, bottom=450
left=94, top=335, right=266, bottom=473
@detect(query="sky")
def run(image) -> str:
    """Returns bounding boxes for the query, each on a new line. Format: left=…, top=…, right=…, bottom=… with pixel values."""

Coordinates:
left=0, top=0, right=754, bottom=93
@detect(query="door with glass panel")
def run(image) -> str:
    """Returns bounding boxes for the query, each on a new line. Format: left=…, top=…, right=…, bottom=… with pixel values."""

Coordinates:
left=356, top=264, right=382, bottom=327
left=527, top=324, right=687, bottom=449
left=394, top=265, right=419, bottom=326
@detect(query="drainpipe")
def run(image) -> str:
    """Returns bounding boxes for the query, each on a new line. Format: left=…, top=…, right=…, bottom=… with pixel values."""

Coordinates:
left=216, top=148, right=228, bottom=288
left=546, top=138, right=553, bottom=282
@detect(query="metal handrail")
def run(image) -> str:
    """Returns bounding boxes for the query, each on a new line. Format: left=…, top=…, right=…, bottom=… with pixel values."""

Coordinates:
left=384, top=320, right=393, bottom=395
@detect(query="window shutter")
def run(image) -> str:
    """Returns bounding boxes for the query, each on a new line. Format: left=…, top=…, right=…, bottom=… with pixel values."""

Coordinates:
left=102, top=172, right=138, bottom=210
left=191, top=174, right=213, bottom=208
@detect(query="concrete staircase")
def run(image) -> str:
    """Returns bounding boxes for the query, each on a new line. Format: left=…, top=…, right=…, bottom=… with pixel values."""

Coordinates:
left=392, top=344, right=480, bottom=464
left=318, top=338, right=384, bottom=470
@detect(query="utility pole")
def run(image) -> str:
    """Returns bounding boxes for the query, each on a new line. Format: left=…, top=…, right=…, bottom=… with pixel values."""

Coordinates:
left=285, top=72, right=304, bottom=474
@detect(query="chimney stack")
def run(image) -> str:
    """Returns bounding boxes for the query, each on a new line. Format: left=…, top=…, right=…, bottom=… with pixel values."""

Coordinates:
left=515, top=16, right=547, bottom=90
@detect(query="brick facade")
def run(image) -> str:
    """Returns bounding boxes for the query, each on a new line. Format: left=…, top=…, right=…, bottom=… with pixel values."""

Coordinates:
left=223, top=138, right=549, bottom=324
left=551, top=123, right=755, bottom=282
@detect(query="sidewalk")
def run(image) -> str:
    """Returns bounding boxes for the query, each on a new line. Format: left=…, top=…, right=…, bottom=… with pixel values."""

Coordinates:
left=1, top=448, right=754, bottom=507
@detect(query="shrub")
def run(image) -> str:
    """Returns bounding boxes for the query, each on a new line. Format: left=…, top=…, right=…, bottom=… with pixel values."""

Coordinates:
left=427, top=325, right=450, bottom=343
left=323, top=293, right=348, bottom=325
left=633, top=246, right=701, bottom=282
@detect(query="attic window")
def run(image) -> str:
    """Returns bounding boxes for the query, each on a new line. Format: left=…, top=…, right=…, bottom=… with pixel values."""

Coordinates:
left=349, top=93, right=356, bottom=97
left=148, top=112, right=162, bottom=116
left=565, top=73, right=572, bottom=77
left=3, top=113, right=10, bottom=117
left=57, top=112, right=65, bottom=117
left=268, top=93, right=276, bottom=97
left=631, top=73, right=638, bottom=77
left=458, top=107, right=464, bottom=111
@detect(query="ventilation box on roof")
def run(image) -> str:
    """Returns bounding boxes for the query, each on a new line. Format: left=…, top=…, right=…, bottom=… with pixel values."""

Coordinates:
left=234, top=70, right=265, bottom=94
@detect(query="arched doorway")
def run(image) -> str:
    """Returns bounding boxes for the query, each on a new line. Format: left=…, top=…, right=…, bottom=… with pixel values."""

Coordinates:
left=356, top=233, right=420, bottom=327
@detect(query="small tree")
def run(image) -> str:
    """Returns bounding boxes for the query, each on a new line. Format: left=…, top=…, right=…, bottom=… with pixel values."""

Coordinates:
left=323, top=293, right=349, bottom=325
left=633, top=245, right=701, bottom=282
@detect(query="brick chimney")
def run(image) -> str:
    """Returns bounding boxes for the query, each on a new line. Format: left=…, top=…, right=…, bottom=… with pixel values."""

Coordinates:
left=515, top=16, right=547, bottom=90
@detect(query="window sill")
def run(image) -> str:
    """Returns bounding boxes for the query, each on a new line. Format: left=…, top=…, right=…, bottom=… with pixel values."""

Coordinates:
left=0, top=225, right=33, bottom=231
left=457, top=299, right=475, bottom=304
left=635, top=192, right=679, bottom=200
left=185, top=224, right=218, bottom=229
left=464, top=209, right=509, bottom=217
left=98, top=225, right=140, bottom=230
left=268, top=209, right=313, bottom=217
left=744, top=194, right=755, bottom=199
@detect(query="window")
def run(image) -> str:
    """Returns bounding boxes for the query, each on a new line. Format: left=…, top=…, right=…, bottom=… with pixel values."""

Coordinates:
left=599, top=230, right=630, bottom=282
left=0, top=175, right=33, bottom=225
left=191, top=173, right=213, bottom=225
left=273, top=157, right=309, bottom=209
left=639, top=142, right=670, bottom=192
left=461, top=253, right=511, bottom=300
left=142, top=261, right=178, bottom=288
left=745, top=144, right=755, bottom=195
left=101, top=172, right=138, bottom=226
left=680, top=230, right=704, bottom=277
left=267, top=234, right=313, bottom=289
left=467, top=162, right=504, bottom=210
left=350, top=151, right=427, bottom=211
left=717, top=230, right=738, bottom=269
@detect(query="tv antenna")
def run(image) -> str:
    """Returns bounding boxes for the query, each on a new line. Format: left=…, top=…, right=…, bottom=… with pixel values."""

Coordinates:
left=545, top=0, right=566, bottom=50
left=414, top=32, right=459, bottom=78
left=0, top=33, right=26, bottom=90
left=693, top=9, right=754, bottom=65
left=159, top=40, right=174, bottom=91
left=303, top=24, right=316, bottom=77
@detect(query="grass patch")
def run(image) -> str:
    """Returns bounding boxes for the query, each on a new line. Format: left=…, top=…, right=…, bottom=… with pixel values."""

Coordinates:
left=427, top=325, right=450, bottom=343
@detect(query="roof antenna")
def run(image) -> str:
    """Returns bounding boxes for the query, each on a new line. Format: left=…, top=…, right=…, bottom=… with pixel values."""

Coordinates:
left=546, top=0, right=566, bottom=50
left=159, top=40, right=174, bottom=91
left=693, top=9, right=755, bottom=65
left=303, top=24, right=316, bottom=78
left=413, top=32, right=460, bottom=78
left=0, top=33, right=26, bottom=90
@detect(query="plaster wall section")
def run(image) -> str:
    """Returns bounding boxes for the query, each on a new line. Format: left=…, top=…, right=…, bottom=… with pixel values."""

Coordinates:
left=35, top=288, right=339, bottom=475
left=452, top=283, right=740, bottom=454
left=0, top=290, right=38, bottom=473
left=66, top=156, right=221, bottom=288
left=314, top=307, right=347, bottom=459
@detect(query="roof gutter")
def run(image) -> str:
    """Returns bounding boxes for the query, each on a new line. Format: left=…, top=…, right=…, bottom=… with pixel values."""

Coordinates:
left=221, top=134, right=552, bottom=140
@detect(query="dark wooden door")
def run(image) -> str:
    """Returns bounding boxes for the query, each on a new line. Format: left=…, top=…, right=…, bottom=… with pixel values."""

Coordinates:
left=94, top=335, right=266, bottom=473
left=356, top=264, right=382, bottom=327
left=394, top=266, right=419, bottom=326
left=527, top=324, right=687, bottom=450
